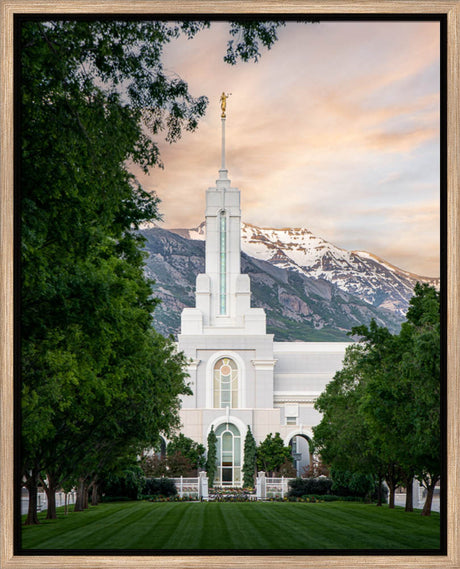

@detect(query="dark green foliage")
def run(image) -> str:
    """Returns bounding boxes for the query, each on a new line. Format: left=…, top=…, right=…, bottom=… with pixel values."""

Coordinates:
left=256, top=433, right=293, bottom=476
left=206, top=427, right=217, bottom=487
left=313, top=284, right=440, bottom=515
left=167, top=434, right=205, bottom=471
left=297, top=495, right=366, bottom=503
left=372, top=482, right=389, bottom=504
left=100, top=466, right=145, bottom=501
left=224, top=21, right=285, bottom=64
left=330, top=469, right=375, bottom=499
left=143, top=477, right=177, bottom=498
left=288, top=477, right=333, bottom=497
left=20, top=19, right=204, bottom=522
left=242, top=426, right=257, bottom=488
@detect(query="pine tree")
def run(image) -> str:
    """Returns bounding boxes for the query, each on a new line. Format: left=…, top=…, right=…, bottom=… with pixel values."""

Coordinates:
left=206, top=426, right=217, bottom=487
left=242, top=426, right=257, bottom=488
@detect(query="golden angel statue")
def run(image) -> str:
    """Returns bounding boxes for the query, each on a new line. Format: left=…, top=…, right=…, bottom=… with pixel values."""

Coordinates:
left=220, top=92, right=230, bottom=118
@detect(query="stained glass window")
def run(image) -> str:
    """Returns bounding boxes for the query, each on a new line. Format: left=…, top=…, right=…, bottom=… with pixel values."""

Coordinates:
left=213, top=357, right=238, bottom=408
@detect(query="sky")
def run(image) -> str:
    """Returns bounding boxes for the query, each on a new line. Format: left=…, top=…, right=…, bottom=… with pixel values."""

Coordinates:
left=132, top=20, right=441, bottom=277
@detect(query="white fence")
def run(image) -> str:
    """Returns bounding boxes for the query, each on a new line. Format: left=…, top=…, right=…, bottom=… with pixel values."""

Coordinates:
left=256, top=472, right=293, bottom=500
left=21, top=490, right=77, bottom=515
left=170, top=471, right=208, bottom=500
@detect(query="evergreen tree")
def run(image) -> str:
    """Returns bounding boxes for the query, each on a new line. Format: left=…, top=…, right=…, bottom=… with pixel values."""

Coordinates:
left=242, top=426, right=257, bottom=488
left=206, top=426, right=217, bottom=487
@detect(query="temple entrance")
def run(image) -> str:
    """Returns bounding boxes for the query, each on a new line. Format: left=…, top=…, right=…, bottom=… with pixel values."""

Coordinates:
left=215, top=423, right=242, bottom=486
left=289, top=434, right=313, bottom=477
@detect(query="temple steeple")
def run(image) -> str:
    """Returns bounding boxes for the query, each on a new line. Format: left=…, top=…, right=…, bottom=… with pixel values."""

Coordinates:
left=179, top=94, right=266, bottom=336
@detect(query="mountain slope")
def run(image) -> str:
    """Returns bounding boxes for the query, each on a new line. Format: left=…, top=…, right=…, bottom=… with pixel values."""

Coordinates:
left=141, top=227, right=405, bottom=341
left=169, top=222, right=439, bottom=316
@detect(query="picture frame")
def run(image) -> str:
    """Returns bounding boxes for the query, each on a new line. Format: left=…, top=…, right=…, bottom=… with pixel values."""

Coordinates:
left=1, top=1, right=458, bottom=568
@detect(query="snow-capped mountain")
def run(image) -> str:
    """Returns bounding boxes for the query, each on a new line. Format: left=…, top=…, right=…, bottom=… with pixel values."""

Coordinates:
left=139, top=227, right=405, bottom=341
left=168, top=222, right=439, bottom=316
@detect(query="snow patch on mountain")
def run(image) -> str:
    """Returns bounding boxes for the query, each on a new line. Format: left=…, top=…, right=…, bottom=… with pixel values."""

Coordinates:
left=167, top=221, right=439, bottom=316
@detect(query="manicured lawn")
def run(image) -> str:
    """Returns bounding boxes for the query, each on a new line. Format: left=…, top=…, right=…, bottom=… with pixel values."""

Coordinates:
left=22, top=501, right=441, bottom=551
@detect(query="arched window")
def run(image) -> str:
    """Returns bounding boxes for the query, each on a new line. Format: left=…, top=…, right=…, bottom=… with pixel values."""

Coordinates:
left=215, top=423, right=241, bottom=485
left=213, top=357, right=238, bottom=408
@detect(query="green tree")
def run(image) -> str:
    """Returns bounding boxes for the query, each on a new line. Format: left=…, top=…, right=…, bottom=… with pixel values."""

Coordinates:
left=206, top=427, right=217, bottom=487
left=256, top=433, right=292, bottom=476
left=313, top=284, right=440, bottom=515
left=400, top=284, right=441, bottom=515
left=242, top=426, right=257, bottom=488
left=313, top=342, right=389, bottom=505
left=20, top=18, right=291, bottom=523
left=165, top=451, right=195, bottom=477
left=167, top=434, right=205, bottom=472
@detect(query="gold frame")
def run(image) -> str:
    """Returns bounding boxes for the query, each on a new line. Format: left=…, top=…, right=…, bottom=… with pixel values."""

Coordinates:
left=1, top=2, right=458, bottom=568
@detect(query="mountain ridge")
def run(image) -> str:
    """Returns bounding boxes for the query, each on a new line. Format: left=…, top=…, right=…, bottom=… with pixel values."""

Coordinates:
left=162, top=221, right=438, bottom=317
left=139, top=225, right=417, bottom=341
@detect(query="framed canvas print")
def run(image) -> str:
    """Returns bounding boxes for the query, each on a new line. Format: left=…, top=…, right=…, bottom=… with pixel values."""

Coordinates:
left=1, top=1, right=458, bottom=568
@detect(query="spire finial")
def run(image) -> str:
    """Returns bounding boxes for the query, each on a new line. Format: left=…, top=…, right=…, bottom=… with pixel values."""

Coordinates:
left=220, top=92, right=231, bottom=118
left=219, top=93, right=231, bottom=176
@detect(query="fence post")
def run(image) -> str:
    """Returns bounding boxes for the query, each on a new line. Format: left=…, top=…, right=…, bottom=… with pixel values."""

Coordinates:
left=180, top=476, right=183, bottom=498
left=281, top=476, right=284, bottom=499
left=199, top=471, right=208, bottom=501
left=256, top=472, right=266, bottom=501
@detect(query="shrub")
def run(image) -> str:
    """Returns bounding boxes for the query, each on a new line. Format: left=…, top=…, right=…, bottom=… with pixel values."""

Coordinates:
left=287, top=494, right=366, bottom=503
left=100, top=466, right=145, bottom=501
left=330, top=469, right=375, bottom=499
left=288, top=477, right=333, bottom=497
left=143, top=477, right=177, bottom=497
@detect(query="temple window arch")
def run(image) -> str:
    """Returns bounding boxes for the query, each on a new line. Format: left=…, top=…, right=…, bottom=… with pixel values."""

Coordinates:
left=213, top=357, right=238, bottom=408
left=205, top=351, right=246, bottom=409
left=215, top=422, right=242, bottom=485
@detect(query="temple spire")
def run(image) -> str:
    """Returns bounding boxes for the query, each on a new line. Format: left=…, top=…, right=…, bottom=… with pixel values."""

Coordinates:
left=219, top=92, right=231, bottom=180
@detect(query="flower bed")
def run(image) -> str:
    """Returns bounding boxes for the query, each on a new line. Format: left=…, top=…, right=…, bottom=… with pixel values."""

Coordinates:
left=208, top=487, right=257, bottom=502
left=144, top=495, right=199, bottom=502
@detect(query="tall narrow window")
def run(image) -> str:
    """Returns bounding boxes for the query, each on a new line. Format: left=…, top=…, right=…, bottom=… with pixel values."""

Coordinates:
left=219, top=210, right=226, bottom=314
left=215, top=423, right=241, bottom=485
left=213, top=357, right=238, bottom=408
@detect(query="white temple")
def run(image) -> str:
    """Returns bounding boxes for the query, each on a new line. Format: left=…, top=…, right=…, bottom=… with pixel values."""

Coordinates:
left=176, top=95, right=349, bottom=485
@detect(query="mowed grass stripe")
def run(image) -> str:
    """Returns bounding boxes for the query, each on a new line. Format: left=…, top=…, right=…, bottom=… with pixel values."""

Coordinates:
left=21, top=501, right=441, bottom=550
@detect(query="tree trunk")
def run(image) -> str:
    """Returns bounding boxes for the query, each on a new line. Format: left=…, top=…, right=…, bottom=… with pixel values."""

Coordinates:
left=405, top=476, right=414, bottom=512
left=83, top=484, right=89, bottom=509
left=385, top=465, right=400, bottom=509
left=422, top=485, right=434, bottom=516
left=376, top=475, right=383, bottom=507
left=24, top=469, right=40, bottom=525
left=91, top=481, right=99, bottom=506
left=421, top=477, right=439, bottom=516
left=388, top=484, right=395, bottom=508
left=42, top=472, right=58, bottom=520
left=45, top=486, right=57, bottom=519
left=74, top=478, right=86, bottom=512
